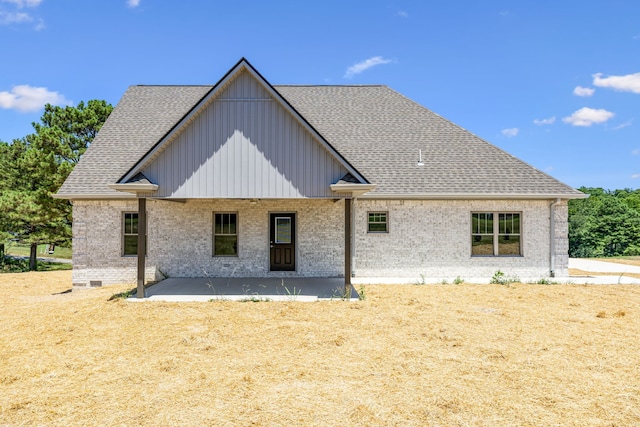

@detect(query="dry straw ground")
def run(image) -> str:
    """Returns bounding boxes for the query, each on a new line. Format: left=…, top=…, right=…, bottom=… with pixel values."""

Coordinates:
left=2, top=271, right=640, bottom=426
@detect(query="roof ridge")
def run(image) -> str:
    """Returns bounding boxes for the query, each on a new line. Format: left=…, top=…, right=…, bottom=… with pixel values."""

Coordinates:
left=274, top=84, right=386, bottom=88
left=134, top=84, right=215, bottom=87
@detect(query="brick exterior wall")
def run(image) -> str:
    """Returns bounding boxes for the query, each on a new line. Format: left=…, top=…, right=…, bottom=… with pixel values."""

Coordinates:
left=71, top=199, right=345, bottom=286
left=352, top=199, right=569, bottom=282
left=71, top=198, right=570, bottom=286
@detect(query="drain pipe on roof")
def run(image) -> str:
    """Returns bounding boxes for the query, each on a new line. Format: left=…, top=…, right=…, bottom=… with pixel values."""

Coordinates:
left=549, top=198, right=561, bottom=277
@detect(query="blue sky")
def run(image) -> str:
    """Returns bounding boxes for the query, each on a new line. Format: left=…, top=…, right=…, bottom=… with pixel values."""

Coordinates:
left=1, top=0, right=639, bottom=190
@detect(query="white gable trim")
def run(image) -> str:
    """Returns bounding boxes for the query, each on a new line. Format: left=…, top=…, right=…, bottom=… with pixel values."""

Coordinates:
left=119, top=58, right=369, bottom=186
left=108, top=183, right=159, bottom=194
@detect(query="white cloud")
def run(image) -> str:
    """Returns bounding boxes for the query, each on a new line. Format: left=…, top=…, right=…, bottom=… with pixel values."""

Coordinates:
left=0, top=0, right=42, bottom=7
left=397, top=10, right=408, bottom=18
left=631, top=149, right=640, bottom=155
left=127, top=0, right=140, bottom=7
left=501, top=128, right=519, bottom=137
left=344, top=56, right=393, bottom=79
left=533, top=116, right=556, bottom=125
left=593, top=72, right=640, bottom=94
left=614, top=120, right=633, bottom=130
left=632, top=174, right=640, bottom=179
left=0, top=0, right=42, bottom=27
left=562, top=107, right=614, bottom=127
left=573, top=86, right=594, bottom=97
left=0, top=85, right=72, bottom=113
left=0, top=9, right=30, bottom=24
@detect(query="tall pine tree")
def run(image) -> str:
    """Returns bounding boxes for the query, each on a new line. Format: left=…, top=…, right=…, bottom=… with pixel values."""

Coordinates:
left=0, top=100, right=112, bottom=270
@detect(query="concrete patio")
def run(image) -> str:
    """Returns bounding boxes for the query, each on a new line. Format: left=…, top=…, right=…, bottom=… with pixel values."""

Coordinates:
left=129, top=277, right=359, bottom=302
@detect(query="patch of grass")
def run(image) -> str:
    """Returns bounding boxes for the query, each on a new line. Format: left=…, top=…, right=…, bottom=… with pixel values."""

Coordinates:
left=414, top=274, right=427, bottom=285
left=108, top=288, right=137, bottom=301
left=4, top=242, right=72, bottom=259
left=529, top=277, right=559, bottom=285
left=490, top=270, right=520, bottom=286
left=283, top=285, right=301, bottom=301
left=1, top=256, right=72, bottom=273
left=37, top=261, right=72, bottom=272
left=357, top=285, right=367, bottom=301
left=239, top=296, right=272, bottom=302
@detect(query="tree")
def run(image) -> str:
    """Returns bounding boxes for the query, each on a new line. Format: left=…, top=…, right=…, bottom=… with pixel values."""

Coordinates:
left=0, top=101, right=113, bottom=270
left=569, top=187, right=640, bottom=258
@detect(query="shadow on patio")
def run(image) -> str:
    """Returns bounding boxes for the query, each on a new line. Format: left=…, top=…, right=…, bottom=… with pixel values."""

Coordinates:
left=131, top=277, right=359, bottom=302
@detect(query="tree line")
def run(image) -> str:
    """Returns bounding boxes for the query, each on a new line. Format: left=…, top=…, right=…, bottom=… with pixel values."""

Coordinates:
left=0, top=101, right=113, bottom=270
left=569, top=187, right=640, bottom=258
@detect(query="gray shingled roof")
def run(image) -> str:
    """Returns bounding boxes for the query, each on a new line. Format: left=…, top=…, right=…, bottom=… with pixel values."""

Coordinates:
left=57, top=81, right=584, bottom=199
left=276, top=85, right=583, bottom=197
left=57, top=85, right=211, bottom=198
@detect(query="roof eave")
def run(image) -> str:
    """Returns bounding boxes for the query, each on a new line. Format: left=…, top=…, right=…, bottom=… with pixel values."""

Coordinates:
left=53, top=193, right=137, bottom=200
left=330, top=183, right=377, bottom=197
left=108, top=183, right=159, bottom=194
left=357, top=192, right=588, bottom=200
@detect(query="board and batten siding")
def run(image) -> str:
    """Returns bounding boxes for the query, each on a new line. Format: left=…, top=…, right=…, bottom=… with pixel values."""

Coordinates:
left=141, top=70, right=349, bottom=199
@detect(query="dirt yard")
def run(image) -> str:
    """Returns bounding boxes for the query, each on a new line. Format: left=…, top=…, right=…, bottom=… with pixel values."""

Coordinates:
left=1, top=271, right=639, bottom=426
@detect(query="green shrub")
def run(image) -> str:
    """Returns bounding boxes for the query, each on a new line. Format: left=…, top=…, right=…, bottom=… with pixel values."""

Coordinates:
left=490, top=270, right=519, bottom=286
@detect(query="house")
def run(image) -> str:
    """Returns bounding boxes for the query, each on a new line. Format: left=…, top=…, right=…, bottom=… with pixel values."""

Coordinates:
left=56, top=58, right=586, bottom=294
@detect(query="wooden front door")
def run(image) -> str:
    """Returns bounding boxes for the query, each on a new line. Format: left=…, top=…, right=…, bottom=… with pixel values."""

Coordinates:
left=270, top=213, right=295, bottom=271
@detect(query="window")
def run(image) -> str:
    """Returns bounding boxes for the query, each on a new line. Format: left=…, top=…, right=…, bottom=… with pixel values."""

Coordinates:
left=214, top=213, right=238, bottom=256
left=471, top=212, right=521, bottom=256
left=368, top=212, right=388, bottom=233
left=274, top=216, right=292, bottom=244
left=122, top=212, right=146, bottom=256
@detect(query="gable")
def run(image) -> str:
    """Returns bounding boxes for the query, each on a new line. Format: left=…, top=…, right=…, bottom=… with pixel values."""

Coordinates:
left=137, top=70, right=350, bottom=198
left=56, top=85, right=212, bottom=199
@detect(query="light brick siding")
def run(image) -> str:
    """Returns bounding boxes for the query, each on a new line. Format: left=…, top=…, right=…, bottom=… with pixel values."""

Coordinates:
left=71, top=198, right=569, bottom=286
left=552, top=201, right=569, bottom=277
left=353, top=199, right=568, bottom=281
left=71, top=199, right=345, bottom=286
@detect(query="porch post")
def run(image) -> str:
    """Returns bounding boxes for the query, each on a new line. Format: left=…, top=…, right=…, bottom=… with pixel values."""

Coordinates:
left=137, top=197, right=146, bottom=299
left=344, top=197, right=352, bottom=300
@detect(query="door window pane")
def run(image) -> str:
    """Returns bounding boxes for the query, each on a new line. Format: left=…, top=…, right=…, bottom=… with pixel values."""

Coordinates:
left=275, top=217, right=291, bottom=244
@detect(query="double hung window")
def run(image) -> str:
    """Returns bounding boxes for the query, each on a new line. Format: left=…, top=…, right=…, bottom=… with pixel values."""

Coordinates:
left=367, top=212, right=388, bottom=233
left=214, top=213, right=238, bottom=256
left=123, top=212, right=146, bottom=256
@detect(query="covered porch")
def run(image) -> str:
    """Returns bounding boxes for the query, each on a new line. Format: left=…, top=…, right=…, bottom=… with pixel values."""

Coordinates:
left=132, top=276, right=359, bottom=302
